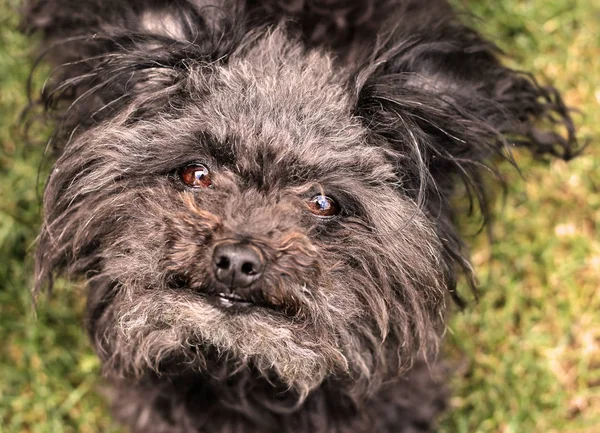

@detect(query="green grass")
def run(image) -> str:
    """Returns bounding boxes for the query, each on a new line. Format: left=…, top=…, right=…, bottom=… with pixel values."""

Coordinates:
left=0, top=0, right=598, bottom=432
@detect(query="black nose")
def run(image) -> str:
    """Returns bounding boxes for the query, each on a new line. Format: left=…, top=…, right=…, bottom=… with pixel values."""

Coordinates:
left=212, top=242, right=265, bottom=288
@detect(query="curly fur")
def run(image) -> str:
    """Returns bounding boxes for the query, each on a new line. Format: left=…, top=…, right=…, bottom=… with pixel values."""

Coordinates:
left=22, top=1, right=579, bottom=432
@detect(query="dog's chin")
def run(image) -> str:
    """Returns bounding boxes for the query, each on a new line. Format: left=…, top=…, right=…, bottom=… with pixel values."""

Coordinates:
left=108, top=280, right=350, bottom=392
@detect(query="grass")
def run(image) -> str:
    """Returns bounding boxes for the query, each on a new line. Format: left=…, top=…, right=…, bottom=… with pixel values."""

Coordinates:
left=0, top=0, right=598, bottom=432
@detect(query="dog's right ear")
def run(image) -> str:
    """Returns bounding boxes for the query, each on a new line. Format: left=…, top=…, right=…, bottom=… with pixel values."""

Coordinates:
left=23, top=0, right=242, bottom=143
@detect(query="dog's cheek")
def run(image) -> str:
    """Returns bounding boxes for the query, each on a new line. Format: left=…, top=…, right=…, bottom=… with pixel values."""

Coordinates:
left=91, top=189, right=210, bottom=289
left=323, top=191, right=448, bottom=375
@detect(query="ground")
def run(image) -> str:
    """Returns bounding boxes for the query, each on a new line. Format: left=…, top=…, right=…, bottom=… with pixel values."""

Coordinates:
left=0, top=0, right=598, bottom=432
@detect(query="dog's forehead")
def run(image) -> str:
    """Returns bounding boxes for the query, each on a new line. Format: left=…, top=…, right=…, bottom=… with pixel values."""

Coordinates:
left=193, top=32, right=367, bottom=167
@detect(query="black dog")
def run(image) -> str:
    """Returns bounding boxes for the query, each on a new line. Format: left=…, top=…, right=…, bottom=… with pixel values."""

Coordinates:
left=23, top=1, right=578, bottom=432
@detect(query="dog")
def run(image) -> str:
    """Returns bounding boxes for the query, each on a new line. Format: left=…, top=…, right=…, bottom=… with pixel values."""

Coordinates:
left=23, top=1, right=578, bottom=432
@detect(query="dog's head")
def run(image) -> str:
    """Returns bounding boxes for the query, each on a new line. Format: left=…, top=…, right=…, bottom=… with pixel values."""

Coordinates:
left=32, top=4, right=576, bottom=401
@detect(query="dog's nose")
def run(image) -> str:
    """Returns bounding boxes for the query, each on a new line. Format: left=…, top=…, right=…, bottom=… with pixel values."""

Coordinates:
left=212, top=242, right=265, bottom=288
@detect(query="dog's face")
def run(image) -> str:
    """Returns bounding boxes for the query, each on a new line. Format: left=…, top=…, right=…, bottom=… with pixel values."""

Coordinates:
left=39, top=29, right=449, bottom=398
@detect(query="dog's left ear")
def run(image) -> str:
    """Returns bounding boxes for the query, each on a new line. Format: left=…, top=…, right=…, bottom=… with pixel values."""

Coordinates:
left=354, top=17, right=579, bottom=203
left=354, top=16, right=579, bottom=304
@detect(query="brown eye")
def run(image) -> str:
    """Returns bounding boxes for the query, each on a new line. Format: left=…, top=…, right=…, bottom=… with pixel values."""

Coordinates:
left=180, top=164, right=212, bottom=189
left=307, top=195, right=340, bottom=218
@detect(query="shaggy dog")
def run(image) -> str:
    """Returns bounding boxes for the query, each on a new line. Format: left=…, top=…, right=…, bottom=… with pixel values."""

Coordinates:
left=23, top=1, right=578, bottom=432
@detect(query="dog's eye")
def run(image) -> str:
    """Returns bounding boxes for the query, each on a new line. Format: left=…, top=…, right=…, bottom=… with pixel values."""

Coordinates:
left=307, top=195, right=339, bottom=218
left=180, top=164, right=212, bottom=189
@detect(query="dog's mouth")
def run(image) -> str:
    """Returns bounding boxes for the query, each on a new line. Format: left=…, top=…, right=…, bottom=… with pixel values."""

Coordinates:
left=203, top=289, right=280, bottom=312
left=215, top=292, right=256, bottom=308
left=170, top=275, right=301, bottom=316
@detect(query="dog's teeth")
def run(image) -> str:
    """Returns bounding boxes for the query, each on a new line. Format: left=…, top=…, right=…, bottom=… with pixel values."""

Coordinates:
left=216, top=292, right=249, bottom=304
left=218, top=297, right=234, bottom=307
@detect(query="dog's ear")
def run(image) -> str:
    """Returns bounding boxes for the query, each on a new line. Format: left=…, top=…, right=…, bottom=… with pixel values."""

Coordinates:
left=355, top=17, right=579, bottom=203
left=23, top=0, right=242, bottom=147
left=353, top=16, right=579, bottom=303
